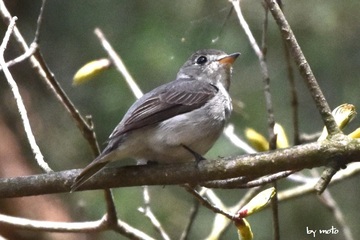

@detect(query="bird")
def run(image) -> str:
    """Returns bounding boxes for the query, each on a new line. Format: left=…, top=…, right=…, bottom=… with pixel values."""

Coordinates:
left=71, top=49, right=240, bottom=191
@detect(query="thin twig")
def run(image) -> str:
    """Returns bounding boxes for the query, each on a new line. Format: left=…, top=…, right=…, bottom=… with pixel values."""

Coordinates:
left=278, top=1, right=299, bottom=145
left=112, top=219, right=156, bottom=240
left=261, top=5, right=280, bottom=239
left=94, top=28, right=143, bottom=98
left=182, top=185, right=233, bottom=220
left=265, top=0, right=345, bottom=196
left=94, top=27, right=173, bottom=239
left=138, top=186, right=170, bottom=240
left=202, top=170, right=293, bottom=189
left=180, top=198, right=200, bottom=240
left=0, top=42, right=37, bottom=71
left=260, top=2, right=275, bottom=141
left=314, top=160, right=341, bottom=194
left=33, top=0, right=46, bottom=43
left=103, top=189, right=118, bottom=228
left=204, top=187, right=262, bottom=240
left=0, top=3, right=143, bottom=238
left=278, top=163, right=360, bottom=202
left=85, top=116, right=121, bottom=236
left=223, top=124, right=256, bottom=154
left=94, top=28, right=163, bottom=239
left=264, top=0, right=339, bottom=136
left=310, top=169, right=354, bottom=240
left=212, top=6, right=234, bottom=43
left=0, top=212, right=105, bottom=232
left=232, top=1, right=280, bottom=238
left=319, top=190, right=354, bottom=240
left=237, top=171, right=294, bottom=188
left=286, top=173, right=316, bottom=184
left=33, top=48, right=101, bottom=156
left=0, top=1, right=53, bottom=91
left=0, top=16, right=52, bottom=173
left=0, top=213, right=154, bottom=240
left=0, top=1, right=100, bottom=156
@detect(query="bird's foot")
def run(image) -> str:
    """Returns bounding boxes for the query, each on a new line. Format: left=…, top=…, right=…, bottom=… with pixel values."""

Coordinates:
left=181, top=144, right=206, bottom=164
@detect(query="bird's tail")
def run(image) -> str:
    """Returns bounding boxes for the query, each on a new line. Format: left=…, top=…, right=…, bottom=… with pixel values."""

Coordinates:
left=70, top=158, right=108, bottom=192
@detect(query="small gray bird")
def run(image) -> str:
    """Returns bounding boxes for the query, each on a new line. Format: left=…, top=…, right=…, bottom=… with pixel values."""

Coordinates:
left=71, top=49, right=239, bottom=191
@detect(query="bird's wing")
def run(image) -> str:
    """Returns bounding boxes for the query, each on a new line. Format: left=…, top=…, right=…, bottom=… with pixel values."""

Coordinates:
left=109, top=79, right=218, bottom=140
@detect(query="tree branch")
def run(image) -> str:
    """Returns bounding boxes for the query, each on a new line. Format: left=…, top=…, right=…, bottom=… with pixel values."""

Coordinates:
left=0, top=0, right=100, bottom=157
left=264, top=0, right=340, bottom=136
left=0, top=16, right=53, bottom=173
left=94, top=28, right=143, bottom=98
left=0, top=213, right=155, bottom=240
left=0, top=139, right=359, bottom=198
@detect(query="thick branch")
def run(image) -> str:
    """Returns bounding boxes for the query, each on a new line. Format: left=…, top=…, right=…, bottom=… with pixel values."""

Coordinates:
left=0, top=140, right=359, bottom=198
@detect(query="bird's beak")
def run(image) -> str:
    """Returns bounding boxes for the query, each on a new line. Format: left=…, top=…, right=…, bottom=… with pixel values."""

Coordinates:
left=218, top=52, right=241, bottom=65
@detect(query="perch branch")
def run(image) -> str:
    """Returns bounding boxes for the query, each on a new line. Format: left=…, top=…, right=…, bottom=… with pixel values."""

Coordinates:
left=0, top=139, right=360, bottom=197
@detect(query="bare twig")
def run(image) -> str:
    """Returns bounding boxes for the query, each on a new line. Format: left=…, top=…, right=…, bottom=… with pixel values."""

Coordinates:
left=278, top=2, right=300, bottom=145
left=231, top=1, right=280, bottom=238
left=85, top=113, right=120, bottom=237
left=259, top=3, right=276, bottom=149
left=0, top=0, right=100, bottom=156
left=261, top=4, right=280, bottom=239
left=0, top=212, right=105, bottom=232
left=309, top=169, right=354, bottom=240
left=0, top=3, right=138, bottom=238
left=212, top=6, right=234, bottom=43
left=206, top=187, right=262, bottom=240
left=223, top=124, right=256, bottom=154
left=138, top=186, right=170, bottom=240
left=0, top=42, right=37, bottom=70
left=93, top=28, right=162, bottom=239
left=286, top=173, right=316, bottom=184
left=103, top=189, right=118, bottom=227
left=265, top=0, right=346, bottom=195
left=0, top=1, right=53, bottom=94
left=202, top=170, right=293, bottom=189
left=237, top=171, right=294, bottom=188
left=0, top=213, right=154, bottom=240
left=180, top=198, right=200, bottom=240
left=278, top=163, right=360, bottom=202
left=314, top=161, right=340, bottom=193
left=94, top=28, right=143, bottom=98
left=0, top=16, right=52, bottom=173
left=33, top=48, right=101, bottom=156
left=264, top=0, right=339, bottom=136
left=33, top=0, right=46, bottom=43
left=182, top=185, right=234, bottom=220
left=319, top=190, right=354, bottom=240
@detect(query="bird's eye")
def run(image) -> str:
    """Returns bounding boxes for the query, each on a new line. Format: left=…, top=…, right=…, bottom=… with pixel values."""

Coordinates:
left=196, top=56, right=208, bottom=65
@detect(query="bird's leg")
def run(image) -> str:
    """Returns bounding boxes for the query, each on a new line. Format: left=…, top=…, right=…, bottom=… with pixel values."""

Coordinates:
left=146, top=160, right=159, bottom=165
left=181, top=144, right=206, bottom=163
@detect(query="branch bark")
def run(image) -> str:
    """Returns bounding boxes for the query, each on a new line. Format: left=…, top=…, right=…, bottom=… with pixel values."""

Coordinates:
left=0, top=139, right=359, bottom=198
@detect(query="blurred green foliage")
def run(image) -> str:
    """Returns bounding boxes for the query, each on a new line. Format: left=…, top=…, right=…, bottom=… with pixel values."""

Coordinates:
left=2, top=0, right=360, bottom=239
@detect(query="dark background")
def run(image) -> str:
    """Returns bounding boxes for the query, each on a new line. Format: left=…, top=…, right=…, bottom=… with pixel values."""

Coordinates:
left=1, top=0, right=360, bottom=239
